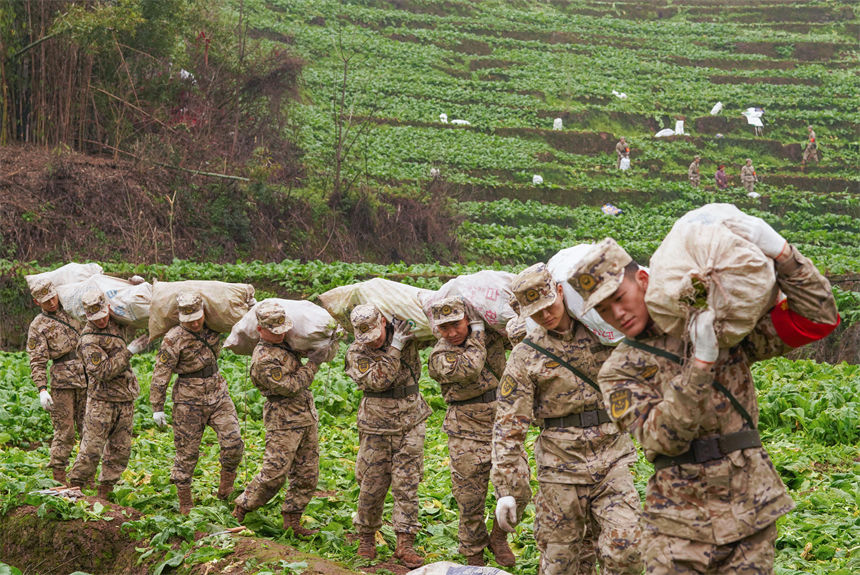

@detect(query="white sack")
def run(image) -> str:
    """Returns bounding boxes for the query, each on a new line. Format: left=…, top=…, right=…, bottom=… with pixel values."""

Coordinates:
left=645, top=203, right=778, bottom=348
left=619, top=157, right=630, bottom=170
left=532, top=174, right=544, bottom=185
left=524, top=245, right=625, bottom=345
left=318, top=278, right=434, bottom=341
left=57, top=275, right=152, bottom=329
left=552, top=118, right=563, bottom=131
left=710, top=102, right=723, bottom=116
left=418, top=271, right=517, bottom=336
left=654, top=128, right=675, bottom=138
left=149, top=280, right=256, bottom=340
left=26, top=262, right=103, bottom=291
left=407, top=562, right=512, bottom=575
left=224, top=299, right=344, bottom=361
left=674, top=120, right=685, bottom=135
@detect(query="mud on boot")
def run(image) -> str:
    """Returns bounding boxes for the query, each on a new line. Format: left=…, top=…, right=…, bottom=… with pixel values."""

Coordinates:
left=51, top=467, right=67, bottom=484
left=394, top=532, right=423, bottom=569
left=465, top=551, right=486, bottom=566
left=177, top=484, right=193, bottom=515
left=357, top=532, right=377, bottom=560
left=232, top=504, right=248, bottom=523
left=216, top=470, right=237, bottom=500
left=96, top=482, right=114, bottom=501
left=282, top=512, right=318, bottom=537
left=489, top=522, right=516, bottom=567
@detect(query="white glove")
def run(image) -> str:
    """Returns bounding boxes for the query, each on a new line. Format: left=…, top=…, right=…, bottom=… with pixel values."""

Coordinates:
left=391, top=318, right=415, bottom=350
left=725, top=215, right=787, bottom=259
left=39, top=389, right=54, bottom=411
left=495, top=496, right=518, bottom=533
left=690, top=310, right=719, bottom=364
left=127, top=335, right=149, bottom=355
left=153, top=411, right=168, bottom=428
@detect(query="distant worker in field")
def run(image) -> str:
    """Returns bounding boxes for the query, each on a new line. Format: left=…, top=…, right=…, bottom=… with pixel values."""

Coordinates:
left=26, top=279, right=87, bottom=484
left=345, top=304, right=431, bottom=568
left=426, top=297, right=515, bottom=568
left=801, top=126, right=818, bottom=170
left=688, top=156, right=701, bottom=187
left=67, top=289, right=145, bottom=500
left=615, top=137, right=630, bottom=169
left=149, top=291, right=244, bottom=514
left=232, top=301, right=330, bottom=535
left=741, top=159, right=758, bottom=194
left=492, top=263, right=643, bottom=575
left=570, top=230, right=840, bottom=575
left=714, top=164, right=728, bottom=189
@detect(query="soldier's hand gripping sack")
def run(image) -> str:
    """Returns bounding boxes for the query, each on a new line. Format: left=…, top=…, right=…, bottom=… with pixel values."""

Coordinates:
left=645, top=203, right=779, bottom=348
left=149, top=280, right=256, bottom=340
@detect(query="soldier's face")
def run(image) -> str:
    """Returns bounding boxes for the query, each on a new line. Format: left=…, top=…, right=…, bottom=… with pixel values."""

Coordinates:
left=37, top=296, right=59, bottom=313
left=93, top=315, right=110, bottom=329
left=370, top=318, right=388, bottom=350
left=531, top=284, right=571, bottom=332
left=438, top=318, right=469, bottom=346
left=258, top=326, right=285, bottom=344
left=595, top=270, right=651, bottom=337
left=181, top=317, right=205, bottom=332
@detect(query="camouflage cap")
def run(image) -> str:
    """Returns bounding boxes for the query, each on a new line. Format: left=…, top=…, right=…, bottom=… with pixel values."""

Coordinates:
left=350, top=304, right=384, bottom=344
left=30, top=278, right=58, bottom=303
left=569, top=237, right=633, bottom=314
left=177, top=291, right=204, bottom=322
left=511, top=263, right=558, bottom=318
left=256, top=300, right=292, bottom=335
left=430, top=296, right=466, bottom=325
left=82, top=289, right=109, bottom=321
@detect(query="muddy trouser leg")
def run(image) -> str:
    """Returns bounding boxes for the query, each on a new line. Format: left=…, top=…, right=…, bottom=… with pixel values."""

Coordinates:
left=235, top=427, right=301, bottom=511
left=98, top=401, right=134, bottom=484
left=67, top=398, right=111, bottom=486
left=448, top=434, right=492, bottom=556
left=170, top=402, right=206, bottom=486
left=534, top=481, right=593, bottom=575
left=589, top=462, right=643, bottom=575
left=49, top=388, right=78, bottom=470
left=282, top=424, right=319, bottom=515
left=353, top=432, right=393, bottom=534
left=208, top=395, right=245, bottom=475
left=390, top=422, right=425, bottom=535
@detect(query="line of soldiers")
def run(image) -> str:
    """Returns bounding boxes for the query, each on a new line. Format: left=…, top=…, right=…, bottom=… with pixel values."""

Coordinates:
left=28, top=213, right=838, bottom=574
left=688, top=157, right=758, bottom=194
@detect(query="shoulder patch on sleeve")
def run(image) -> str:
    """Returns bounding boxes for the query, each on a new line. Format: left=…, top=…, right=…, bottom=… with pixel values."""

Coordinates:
left=356, top=357, right=371, bottom=374
left=27, top=338, right=38, bottom=350
left=640, top=365, right=658, bottom=379
left=157, top=350, right=171, bottom=364
left=444, top=351, right=458, bottom=365
left=270, top=366, right=283, bottom=381
left=499, top=374, right=517, bottom=398
left=89, top=351, right=103, bottom=367
left=609, top=389, right=632, bottom=420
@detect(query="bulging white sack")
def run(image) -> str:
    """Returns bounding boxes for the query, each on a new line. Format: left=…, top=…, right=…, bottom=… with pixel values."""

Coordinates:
left=149, top=280, right=256, bottom=340
left=57, top=275, right=152, bottom=329
left=224, top=299, right=344, bottom=361
left=407, top=562, right=512, bottom=575
left=619, top=157, right=630, bottom=170
left=645, top=203, right=778, bottom=348
left=26, top=262, right=103, bottom=291
left=318, top=278, right=434, bottom=340
left=418, top=270, right=517, bottom=336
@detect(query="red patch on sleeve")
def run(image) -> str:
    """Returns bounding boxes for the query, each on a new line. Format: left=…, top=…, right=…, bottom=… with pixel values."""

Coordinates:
left=770, top=299, right=840, bottom=348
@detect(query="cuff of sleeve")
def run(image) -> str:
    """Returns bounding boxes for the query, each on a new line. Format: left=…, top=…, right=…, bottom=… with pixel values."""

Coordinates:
left=684, top=364, right=715, bottom=395
left=774, top=244, right=803, bottom=274
left=388, top=348, right=402, bottom=359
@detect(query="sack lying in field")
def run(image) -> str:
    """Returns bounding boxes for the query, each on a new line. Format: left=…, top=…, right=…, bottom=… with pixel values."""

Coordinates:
left=57, top=275, right=152, bottom=329
left=407, top=561, right=512, bottom=575
left=224, top=299, right=344, bottom=361
left=526, top=244, right=625, bottom=345
left=149, top=280, right=256, bottom=340
left=318, top=278, right=434, bottom=340
left=619, top=157, right=631, bottom=170
left=26, top=262, right=103, bottom=291
left=645, top=203, right=778, bottom=348
left=419, top=270, right=517, bottom=336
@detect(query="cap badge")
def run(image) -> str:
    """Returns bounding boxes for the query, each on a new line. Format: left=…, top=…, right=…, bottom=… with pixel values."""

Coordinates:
left=524, top=289, right=540, bottom=303
left=578, top=273, right=597, bottom=292
left=441, top=305, right=452, bottom=316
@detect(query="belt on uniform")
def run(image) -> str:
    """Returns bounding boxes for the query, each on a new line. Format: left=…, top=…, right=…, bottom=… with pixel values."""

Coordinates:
left=364, top=384, right=419, bottom=399
left=541, top=409, right=611, bottom=429
left=448, top=388, right=497, bottom=406
left=652, top=429, right=762, bottom=471
left=53, top=350, right=77, bottom=363
left=178, top=364, right=217, bottom=379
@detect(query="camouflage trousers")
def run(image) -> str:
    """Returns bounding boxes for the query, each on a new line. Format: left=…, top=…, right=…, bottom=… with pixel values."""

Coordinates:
left=802, top=146, right=818, bottom=164
left=235, top=424, right=319, bottom=514
left=643, top=521, right=776, bottom=574
left=48, top=387, right=87, bottom=471
left=171, top=396, right=244, bottom=486
left=448, top=434, right=493, bottom=556
left=354, top=422, right=425, bottom=535
left=534, top=463, right=642, bottom=575
left=743, top=180, right=755, bottom=194
left=67, top=398, right=134, bottom=486
left=689, top=175, right=700, bottom=187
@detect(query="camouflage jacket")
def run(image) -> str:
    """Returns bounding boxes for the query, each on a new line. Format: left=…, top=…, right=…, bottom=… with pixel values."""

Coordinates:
left=598, top=244, right=839, bottom=544
left=688, top=161, right=700, bottom=179
left=345, top=329, right=431, bottom=435
left=616, top=141, right=629, bottom=158
left=428, top=328, right=506, bottom=441
left=741, top=165, right=757, bottom=182
left=492, top=320, right=636, bottom=505
left=250, top=341, right=318, bottom=430
left=150, top=325, right=229, bottom=411
left=27, top=310, right=86, bottom=391
left=78, top=319, right=139, bottom=402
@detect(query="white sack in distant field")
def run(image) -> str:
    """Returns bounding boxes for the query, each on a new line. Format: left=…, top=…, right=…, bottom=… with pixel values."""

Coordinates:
left=654, top=128, right=675, bottom=138
left=57, top=275, right=152, bottom=329
left=224, top=299, right=344, bottom=360
left=532, top=174, right=544, bottom=185
left=619, top=157, right=630, bottom=170
left=419, top=270, right=517, bottom=336
left=710, top=102, right=723, bottom=116
left=524, top=244, right=625, bottom=345
left=149, top=280, right=256, bottom=340
left=675, top=120, right=685, bottom=135
left=26, top=262, right=103, bottom=291
left=318, top=278, right=434, bottom=340
left=407, top=562, right=513, bottom=575
left=553, top=118, right=563, bottom=130
left=645, top=203, right=778, bottom=348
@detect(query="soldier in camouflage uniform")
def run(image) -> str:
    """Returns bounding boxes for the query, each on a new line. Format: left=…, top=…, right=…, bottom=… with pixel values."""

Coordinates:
left=67, top=289, right=141, bottom=500
left=491, top=264, right=643, bottom=575
left=801, top=126, right=818, bottom=169
left=26, top=278, right=87, bottom=484
left=615, top=137, right=629, bottom=169
left=150, top=292, right=244, bottom=514
left=740, top=159, right=758, bottom=194
left=233, top=301, right=330, bottom=535
left=688, top=156, right=701, bottom=188
left=345, top=304, right=431, bottom=568
left=426, top=297, right=515, bottom=567
left=570, top=229, right=840, bottom=575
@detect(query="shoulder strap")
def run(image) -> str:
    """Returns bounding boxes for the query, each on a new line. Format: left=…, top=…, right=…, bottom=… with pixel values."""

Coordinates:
left=622, top=338, right=755, bottom=429
left=183, top=327, right=219, bottom=363
left=40, top=313, right=79, bottom=335
left=483, top=359, right=501, bottom=383
left=85, top=331, right=127, bottom=343
left=523, top=338, right=600, bottom=392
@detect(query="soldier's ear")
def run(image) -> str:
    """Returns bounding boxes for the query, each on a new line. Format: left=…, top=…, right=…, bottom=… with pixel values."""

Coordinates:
left=635, top=269, right=649, bottom=292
